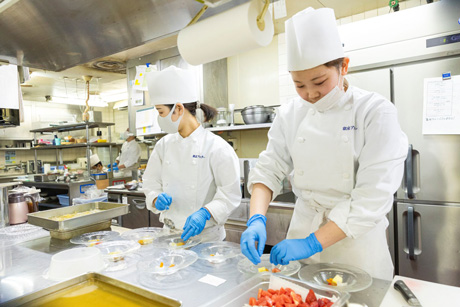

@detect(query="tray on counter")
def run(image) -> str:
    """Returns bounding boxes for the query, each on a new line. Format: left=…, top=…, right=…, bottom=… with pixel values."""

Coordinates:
left=2, top=272, right=181, bottom=307
left=202, top=272, right=350, bottom=307
left=27, top=202, right=129, bottom=231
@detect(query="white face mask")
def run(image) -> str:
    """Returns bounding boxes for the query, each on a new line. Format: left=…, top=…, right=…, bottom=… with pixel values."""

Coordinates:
left=157, top=104, right=183, bottom=134
left=122, top=131, right=129, bottom=140
left=312, top=73, right=345, bottom=110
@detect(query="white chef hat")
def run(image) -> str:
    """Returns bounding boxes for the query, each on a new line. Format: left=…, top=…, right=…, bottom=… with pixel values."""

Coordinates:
left=146, top=66, right=198, bottom=106
left=90, top=154, right=101, bottom=167
left=286, top=7, right=344, bottom=71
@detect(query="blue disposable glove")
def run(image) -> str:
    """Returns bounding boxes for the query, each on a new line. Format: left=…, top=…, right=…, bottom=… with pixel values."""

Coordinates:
left=181, top=208, right=211, bottom=241
left=270, top=233, right=323, bottom=266
left=155, top=193, right=172, bottom=211
left=240, top=214, right=267, bottom=265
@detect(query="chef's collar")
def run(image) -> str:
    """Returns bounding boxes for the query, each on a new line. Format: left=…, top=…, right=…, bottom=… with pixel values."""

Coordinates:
left=175, top=124, right=204, bottom=142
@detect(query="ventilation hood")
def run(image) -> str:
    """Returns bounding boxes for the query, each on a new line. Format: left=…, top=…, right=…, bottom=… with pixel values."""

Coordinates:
left=0, top=0, right=250, bottom=72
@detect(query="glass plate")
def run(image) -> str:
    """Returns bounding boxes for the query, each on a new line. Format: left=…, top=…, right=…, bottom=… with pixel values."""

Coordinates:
left=191, top=241, right=241, bottom=264
left=154, top=233, right=202, bottom=249
left=93, top=240, right=141, bottom=262
left=69, top=231, right=120, bottom=246
left=137, top=248, right=198, bottom=276
left=120, top=227, right=166, bottom=246
left=103, top=253, right=142, bottom=272
left=237, top=254, right=301, bottom=276
left=298, top=262, right=372, bottom=292
left=192, top=255, right=244, bottom=273
left=138, top=267, right=204, bottom=289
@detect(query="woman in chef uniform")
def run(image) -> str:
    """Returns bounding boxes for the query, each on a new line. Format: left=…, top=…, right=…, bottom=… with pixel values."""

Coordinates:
left=116, top=129, right=141, bottom=177
left=143, top=66, right=241, bottom=242
left=240, top=7, right=408, bottom=280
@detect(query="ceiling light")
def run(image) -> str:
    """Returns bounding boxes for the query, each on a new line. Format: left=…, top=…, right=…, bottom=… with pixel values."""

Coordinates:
left=48, top=95, right=108, bottom=107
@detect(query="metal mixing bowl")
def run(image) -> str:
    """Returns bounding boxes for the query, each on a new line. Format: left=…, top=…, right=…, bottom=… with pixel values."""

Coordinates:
left=241, top=105, right=270, bottom=124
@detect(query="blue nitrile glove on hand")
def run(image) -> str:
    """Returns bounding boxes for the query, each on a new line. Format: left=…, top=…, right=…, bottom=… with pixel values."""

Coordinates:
left=270, top=233, right=323, bottom=266
left=155, top=193, right=172, bottom=211
left=181, top=208, right=211, bottom=241
left=240, top=214, right=267, bottom=265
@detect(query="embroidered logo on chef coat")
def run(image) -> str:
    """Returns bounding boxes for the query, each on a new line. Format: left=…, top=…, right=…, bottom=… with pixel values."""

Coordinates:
left=342, top=126, right=357, bottom=131
left=192, top=155, right=205, bottom=159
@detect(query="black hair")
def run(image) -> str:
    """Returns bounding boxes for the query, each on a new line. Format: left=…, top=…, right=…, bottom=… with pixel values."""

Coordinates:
left=164, top=102, right=217, bottom=122
left=324, top=57, right=345, bottom=72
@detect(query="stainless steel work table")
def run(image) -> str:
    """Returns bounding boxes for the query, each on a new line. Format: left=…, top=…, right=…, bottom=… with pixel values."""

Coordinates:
left=0, top=228, right=391, bottom=306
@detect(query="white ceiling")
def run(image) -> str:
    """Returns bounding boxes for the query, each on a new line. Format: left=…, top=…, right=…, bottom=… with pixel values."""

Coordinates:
left=19, top=0, right=415, bottom=105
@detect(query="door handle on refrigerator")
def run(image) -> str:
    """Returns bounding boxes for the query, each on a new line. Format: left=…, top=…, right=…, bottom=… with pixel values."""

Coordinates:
left=407, top=206, right=416, bottom=260
left=132, top=199, right=146, bottom=210
left=405, top=144, right=415, bottom=199
left=243, top=160, right=250, bottom=199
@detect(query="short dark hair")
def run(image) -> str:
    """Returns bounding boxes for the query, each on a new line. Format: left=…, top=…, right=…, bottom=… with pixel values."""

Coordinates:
left=164, top=102, right=217, bottom=123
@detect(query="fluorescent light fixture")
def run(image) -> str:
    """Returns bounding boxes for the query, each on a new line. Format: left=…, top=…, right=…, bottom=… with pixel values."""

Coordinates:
left=99, top=90, right=128, bottom=103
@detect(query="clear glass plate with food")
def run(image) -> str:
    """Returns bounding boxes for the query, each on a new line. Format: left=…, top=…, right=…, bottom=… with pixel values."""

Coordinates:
left=120, top=227, right=165, bottom=246
left=298, top=262, right=372, bottom=292
left=70, top=231, right=120, bottom=247
left=237, top=254, right=301, bottom=276
left=93, top=240, right=140, bottom=262
left=154, top=233, right=202, bottom=249
left=137, top=248, right=198, bottom=276
left=191, top=241, right=241, bottom=264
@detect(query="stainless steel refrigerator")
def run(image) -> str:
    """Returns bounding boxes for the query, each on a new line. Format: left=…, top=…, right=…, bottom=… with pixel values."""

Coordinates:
left=347, top=56, right=460, bottom=287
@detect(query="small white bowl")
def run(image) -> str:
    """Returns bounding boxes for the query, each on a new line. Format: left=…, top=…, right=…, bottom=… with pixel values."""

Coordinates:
left=46, top=247, right=106, bottom=281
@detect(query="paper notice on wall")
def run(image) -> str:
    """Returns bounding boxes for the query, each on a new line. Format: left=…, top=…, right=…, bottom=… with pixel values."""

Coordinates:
left=132, top=65, right=157, bottom=91
left=135, top=107, right=161, bottom=136
left=423, top=75, right=460, bottom=134
left=131, top=88, right=144, bottom=106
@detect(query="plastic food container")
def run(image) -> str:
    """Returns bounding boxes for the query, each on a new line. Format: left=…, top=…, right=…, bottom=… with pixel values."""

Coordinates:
left=57, top=194, right=70, bottom=206
left=46, top=247, right=106, bottom=281
left=202, top=273, right=350, bottom=307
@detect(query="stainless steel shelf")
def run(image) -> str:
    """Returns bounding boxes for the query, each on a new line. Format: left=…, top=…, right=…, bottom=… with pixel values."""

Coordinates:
left=30, top=122, right=115, bottom=133
left=0, top=148, right=31, bottom=151
left=32, top=143, right=117, bottom=150
left=207, top=123, right=272, bottom=132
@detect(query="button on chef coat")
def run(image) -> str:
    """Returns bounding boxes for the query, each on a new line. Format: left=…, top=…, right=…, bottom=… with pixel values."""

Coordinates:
left=143, top=126, right=241, bottom=235
left=248, top=86, right=408, bottom=280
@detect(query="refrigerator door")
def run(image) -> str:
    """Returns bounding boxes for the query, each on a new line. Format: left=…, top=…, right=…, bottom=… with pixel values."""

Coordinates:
left=124, top=196, right=149, bottom=229
left=347, top=68, right=392, bottom=100
left=393, top=57, right=460, bottom=202
left=397, top=201, right=460, bottom=286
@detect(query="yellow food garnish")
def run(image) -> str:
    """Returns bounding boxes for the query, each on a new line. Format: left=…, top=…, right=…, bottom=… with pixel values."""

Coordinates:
left=210, top=254, right=215, bottom=257
left=258, top=267, right=269, bottom=272
left=170, top=242, right=185, bottom=247
left=160, top=262, right=164, bottom=268
left=169, top=264, right=175, bottom=268
left=138, top=238, right=153, bottom=245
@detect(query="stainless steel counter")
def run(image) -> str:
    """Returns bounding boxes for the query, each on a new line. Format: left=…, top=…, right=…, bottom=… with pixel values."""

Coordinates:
left=0, top=226, right=391, bottom=307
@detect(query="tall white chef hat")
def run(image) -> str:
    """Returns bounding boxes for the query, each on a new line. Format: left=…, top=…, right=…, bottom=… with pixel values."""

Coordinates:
left=146, top=66, right=198, bottom=106
left=90, top=154, right=101, bottom=167
left=285, top=7, right=344, bottom=71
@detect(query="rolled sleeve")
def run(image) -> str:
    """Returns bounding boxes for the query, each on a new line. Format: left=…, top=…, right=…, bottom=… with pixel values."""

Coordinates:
left=328, top=105, right=408, bottom=238
left=142, top=141, right=164, bottom=213
left=248, top=113, right=294, bottom=200
left=204, top=146, right=241, bottom=225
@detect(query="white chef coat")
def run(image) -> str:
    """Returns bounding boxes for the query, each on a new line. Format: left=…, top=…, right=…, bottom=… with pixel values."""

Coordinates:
left=143, top=125, right=241, bottom=240
left=248, top=86, right=408, bottom=280
left=116, top=139, right=141, bottom=175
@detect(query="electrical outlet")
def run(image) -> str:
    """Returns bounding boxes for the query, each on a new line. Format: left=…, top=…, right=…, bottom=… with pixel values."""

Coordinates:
left=227, top=138, right=237, bottom=151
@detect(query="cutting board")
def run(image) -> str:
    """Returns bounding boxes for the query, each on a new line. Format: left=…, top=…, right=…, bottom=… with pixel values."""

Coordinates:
left=379, top=275, right=460, bottom=306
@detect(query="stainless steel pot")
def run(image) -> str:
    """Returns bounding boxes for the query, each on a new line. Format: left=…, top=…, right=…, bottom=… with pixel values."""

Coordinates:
left=241, top=105, right=270, bottom=125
